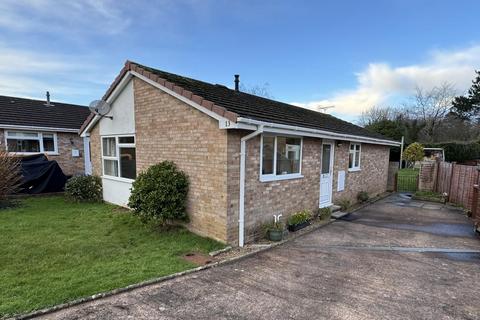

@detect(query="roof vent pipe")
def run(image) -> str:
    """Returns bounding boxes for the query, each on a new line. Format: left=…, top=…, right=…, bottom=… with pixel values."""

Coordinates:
left=234, top=74, right=240, bottom=92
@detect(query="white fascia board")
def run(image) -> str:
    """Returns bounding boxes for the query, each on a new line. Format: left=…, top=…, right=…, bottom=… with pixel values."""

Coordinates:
left=0, top=124, right=78, bottom=133
left=130, top=71, right=232, bottom=127
left=236, top=117, right=401, bottom=146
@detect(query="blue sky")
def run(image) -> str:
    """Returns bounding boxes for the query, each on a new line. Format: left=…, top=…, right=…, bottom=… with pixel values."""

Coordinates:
left=0, top=0, right=479, bottom=121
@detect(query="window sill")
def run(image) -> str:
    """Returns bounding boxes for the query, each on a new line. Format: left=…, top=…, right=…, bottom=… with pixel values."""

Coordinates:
left=348, top=168, right=361, bottom=172
left=101, top=175, right=135, bottom=184
left=260, top=174, right=304, bottom=182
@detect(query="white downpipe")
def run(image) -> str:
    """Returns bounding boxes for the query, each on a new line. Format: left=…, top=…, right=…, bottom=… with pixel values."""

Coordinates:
left=239, top=125, right=263, bottom=247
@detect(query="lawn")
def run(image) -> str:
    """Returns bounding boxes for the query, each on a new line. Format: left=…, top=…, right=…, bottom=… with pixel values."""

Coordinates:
left=397, top=168, right=419, bottom=192
left=0, top=196, right=224, bottom=317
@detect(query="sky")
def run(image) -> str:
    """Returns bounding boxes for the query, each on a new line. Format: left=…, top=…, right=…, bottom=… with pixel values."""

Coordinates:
left=0, top=0, right=479, bottom=122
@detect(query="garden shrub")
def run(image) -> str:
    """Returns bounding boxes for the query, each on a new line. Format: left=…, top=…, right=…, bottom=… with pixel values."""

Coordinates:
left=336, top=198, right=351, bottom=211
left=128, top=161, right=189, bottom=225
left=287, top=209, right=312, bottom=226
left=403, top=142, right=424, bottom=166
left=65, top=175, right=102, bottom=202
left=0, top=150, right=22, bottom=207
left=318, top=207, right=332, bottom=220
left=357, top=191, right=369, bottom=203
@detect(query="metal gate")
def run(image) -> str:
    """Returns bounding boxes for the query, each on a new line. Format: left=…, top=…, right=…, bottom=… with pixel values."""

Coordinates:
left=396, top=171, right=419, bottom=192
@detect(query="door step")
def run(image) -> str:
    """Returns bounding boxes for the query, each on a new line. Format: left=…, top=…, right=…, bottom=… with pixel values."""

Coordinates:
left=331, top=211, right=349, bottom=219
left=330, top=205, right=341, bottom=212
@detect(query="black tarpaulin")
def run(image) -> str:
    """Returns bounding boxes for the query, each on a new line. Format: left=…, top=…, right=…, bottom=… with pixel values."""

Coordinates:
left=20, top=154, right=68, bottom=194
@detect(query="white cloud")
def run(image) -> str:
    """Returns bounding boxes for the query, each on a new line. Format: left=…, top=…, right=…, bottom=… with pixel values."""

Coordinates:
left=292, top=45, right=480, bottom=118
left=0, top=45, right=114, bottom=103
left=0, top=0, right=131, bottom=35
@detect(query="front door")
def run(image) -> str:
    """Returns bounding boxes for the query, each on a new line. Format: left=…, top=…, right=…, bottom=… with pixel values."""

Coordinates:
left=319, top=141, right=334, bottom=208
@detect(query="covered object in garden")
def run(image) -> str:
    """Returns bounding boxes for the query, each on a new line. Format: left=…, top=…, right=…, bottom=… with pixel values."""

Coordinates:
left=20, top=154, right=68, bottom=194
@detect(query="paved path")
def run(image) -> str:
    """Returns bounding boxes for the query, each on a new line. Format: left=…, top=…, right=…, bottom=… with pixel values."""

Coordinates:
left=36, top=194, right=480, bottom=320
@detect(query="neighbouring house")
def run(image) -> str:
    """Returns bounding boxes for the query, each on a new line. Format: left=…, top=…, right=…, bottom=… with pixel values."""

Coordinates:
left=80, top=61, right=400, bottom=246
left=0, top=94, right=91, bottom=175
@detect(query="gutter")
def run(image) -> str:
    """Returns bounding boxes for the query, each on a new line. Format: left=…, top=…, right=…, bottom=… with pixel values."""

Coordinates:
left=239, top=125, right=263, bottom=247
left=236, top=117, right=401, bottom=146
left=0, top=124, right=79, bottom=133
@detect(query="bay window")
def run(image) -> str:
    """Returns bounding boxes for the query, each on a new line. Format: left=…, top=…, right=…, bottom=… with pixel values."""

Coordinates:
left=349, top=143, right=361, bottom=171
left=261, top=134, right=302, bottom=181
left=102, top=136, right=136, bottom=180
left=5, top=130, right=57, bottom=154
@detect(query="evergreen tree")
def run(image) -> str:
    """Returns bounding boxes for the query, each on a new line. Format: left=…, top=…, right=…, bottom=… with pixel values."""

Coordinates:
left=451, top=70, right=480, bottom=121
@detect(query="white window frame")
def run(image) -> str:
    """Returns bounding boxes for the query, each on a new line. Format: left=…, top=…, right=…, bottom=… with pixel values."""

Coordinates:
left=4, top=130, right=58, bottom=155
left=348, top=143, right=361, bottom=172
left=259, top=134, right=303, bottom=182
left=101, top=135, right=136, bottom=182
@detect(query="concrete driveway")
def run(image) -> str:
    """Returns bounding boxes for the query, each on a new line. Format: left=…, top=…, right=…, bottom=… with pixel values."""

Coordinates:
left=35, top=194, right=480, bottom=320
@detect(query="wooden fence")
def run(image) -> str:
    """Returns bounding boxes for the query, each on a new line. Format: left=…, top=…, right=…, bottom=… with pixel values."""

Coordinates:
left=420, top=161, right=480, bottom=210
left=434, top=162, right=479, bottom=210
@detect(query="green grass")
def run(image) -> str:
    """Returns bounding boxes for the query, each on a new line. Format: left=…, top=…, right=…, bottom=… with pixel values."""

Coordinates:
left=397, top=168, right=419, bottom=192
left=0, top=196, right=224, bottom=317
left=413, top=191, right=445, bottom=203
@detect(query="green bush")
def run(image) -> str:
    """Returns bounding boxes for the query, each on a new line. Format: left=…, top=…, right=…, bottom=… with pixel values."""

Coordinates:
left=425, top=141, right=480, bottom=163
left=357, top=191, right=369, bottom=203
left=336, top=198, right=351, bottom=211
left=128, top=161, right=189, bottom=225
left=403, top=142, right=424, bottom=165
left=287, top=209, right=312, bottom=226
left=65, top=175, right=102, bottom=202
left=318, top=207, right=332, bottom=220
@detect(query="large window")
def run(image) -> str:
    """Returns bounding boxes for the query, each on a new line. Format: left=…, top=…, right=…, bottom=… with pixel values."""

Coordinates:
left=349, top=143, right=361, bottom=171
left=102, top=136, right=136, bottom=180
left=261, top=134, right=302, bottom=181
left=5, top=130, right=57, bottom=154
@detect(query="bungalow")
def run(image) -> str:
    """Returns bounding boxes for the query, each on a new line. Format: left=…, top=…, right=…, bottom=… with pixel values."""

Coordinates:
left=0, top=94, right=91, bottom=175
left=80, top=61, right=400, bottom=246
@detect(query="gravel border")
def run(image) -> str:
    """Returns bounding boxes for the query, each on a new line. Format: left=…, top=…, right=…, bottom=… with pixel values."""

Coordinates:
left=6, top=194, right=391, bottom=320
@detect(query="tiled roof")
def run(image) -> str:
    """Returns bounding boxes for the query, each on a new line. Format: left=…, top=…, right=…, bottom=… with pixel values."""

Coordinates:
left=0, top=95, right=90, bottom=131
left=84, top=60, right=394, bottom=142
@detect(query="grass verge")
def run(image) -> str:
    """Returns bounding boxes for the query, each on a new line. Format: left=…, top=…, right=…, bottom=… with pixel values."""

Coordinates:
left=0, top=196, right=224, bottom=317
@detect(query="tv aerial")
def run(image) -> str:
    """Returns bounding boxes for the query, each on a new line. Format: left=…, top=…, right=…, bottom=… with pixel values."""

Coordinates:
left=88, top=100, right=113, bottom=120
left=317, top=105, right=335, bottom=113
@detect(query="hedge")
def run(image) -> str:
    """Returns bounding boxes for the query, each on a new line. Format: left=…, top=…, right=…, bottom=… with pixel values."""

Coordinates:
left=425, top=141, right=480, bottom=163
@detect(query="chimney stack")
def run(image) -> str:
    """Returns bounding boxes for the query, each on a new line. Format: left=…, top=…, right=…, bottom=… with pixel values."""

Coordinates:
left=45, top=91, right=51, bottom=107
left=234, top=74, right=240, bottom=92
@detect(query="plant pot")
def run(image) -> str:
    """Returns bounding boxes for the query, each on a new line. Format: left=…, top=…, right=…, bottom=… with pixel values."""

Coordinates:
left=287, top=220, right=310, bottom=232
left=268, top=229, right=283, bottom=241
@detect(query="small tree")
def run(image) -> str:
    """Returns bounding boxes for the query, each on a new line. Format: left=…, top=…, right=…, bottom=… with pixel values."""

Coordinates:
left=403, top=142, right=424, bottom=167
left=0, top=150, right=22, bottom=205
left=128, top=161, right=189, bottom=225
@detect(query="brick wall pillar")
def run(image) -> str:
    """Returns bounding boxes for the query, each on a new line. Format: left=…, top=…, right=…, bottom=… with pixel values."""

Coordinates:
left=418, top=161, right=438, bottom=192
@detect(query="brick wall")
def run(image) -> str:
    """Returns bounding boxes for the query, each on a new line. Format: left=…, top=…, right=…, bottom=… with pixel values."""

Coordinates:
left=226, top=132, right=322, bottom=244
left=47, top=132, right=85, bottom=176
left=89, top=125, right=102, bottom=176
left=332, top=143, right=390, bottom=204
left=133, top=78, right=229, bottom=243
left=418, top=161, right=437, bottom=191
left=0, top=129, right=85, bottom=176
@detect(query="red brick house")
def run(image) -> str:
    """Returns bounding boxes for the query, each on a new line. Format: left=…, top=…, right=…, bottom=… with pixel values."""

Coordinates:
left=0, top=94, right=91, bottom=175
left=80, top=61, right=400, bottom=246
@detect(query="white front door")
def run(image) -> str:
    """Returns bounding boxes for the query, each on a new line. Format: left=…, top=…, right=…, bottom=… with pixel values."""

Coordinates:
left=319, top=141, right=334, bottom=208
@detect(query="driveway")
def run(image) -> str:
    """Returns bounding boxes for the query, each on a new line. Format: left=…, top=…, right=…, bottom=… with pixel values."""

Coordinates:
left=35, top=194, right=480, bottom=320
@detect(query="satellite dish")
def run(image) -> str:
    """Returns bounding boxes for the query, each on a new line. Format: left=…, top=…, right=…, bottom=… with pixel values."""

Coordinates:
left=88, top=100, right=113, bottom=119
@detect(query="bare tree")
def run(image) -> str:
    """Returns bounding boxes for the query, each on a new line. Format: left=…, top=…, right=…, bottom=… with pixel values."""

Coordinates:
left=407, top=83, right=457, bottom=142
left=240, top=82, right=274, bottom=99
left=358, top=105, right=399, bottom=126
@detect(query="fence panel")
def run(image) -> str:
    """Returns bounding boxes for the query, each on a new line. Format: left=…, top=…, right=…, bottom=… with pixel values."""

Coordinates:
left=435, top=162, right=452, bottom=194
left=387, top=162, right=399, bottom=191
left=448, top=164, right=479, bottom=209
